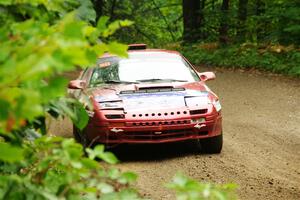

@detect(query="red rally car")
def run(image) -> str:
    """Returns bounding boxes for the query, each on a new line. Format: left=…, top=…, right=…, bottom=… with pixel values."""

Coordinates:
left=68, top=44, right=223, bottom=153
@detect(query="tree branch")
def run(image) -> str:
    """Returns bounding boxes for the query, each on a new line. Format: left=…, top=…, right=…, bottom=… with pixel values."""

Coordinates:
left=134, top=24, right=156, bottom=45
left=151, top=0, right=176, bottom=42
left=139, top=3, right=181, bottom=13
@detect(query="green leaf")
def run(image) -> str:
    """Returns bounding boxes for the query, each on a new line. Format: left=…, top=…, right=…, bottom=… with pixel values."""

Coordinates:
left=97, top=16, right=109, bottom=31
left=107, top=42, right=128, bottom=57
left=0, top=99, right=10, bottom=120
left=0, top=143, right=24, bottom=162
left=97, top=182, right=114, bottom=194
left=86, top=145, right=104, bottom=160
left=40, top=77, right=68, bottom=101
left=73, top=102, right=89, bottom=130
left=81, top=158, right=98, bottom=169
left=118, top=172, right=138, bottom=184
left=97, top=151, right=119, bottom=164
left=76, top=0, right=96, bottom=23
left=108, top=168, right=120, bottom=179
left=87, top=145, right=119, bottom=164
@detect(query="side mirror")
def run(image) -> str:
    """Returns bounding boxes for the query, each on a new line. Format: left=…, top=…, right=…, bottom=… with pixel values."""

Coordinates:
left=197, top=72, right=216, bottom=82
left=68, top=80, right=86, bottom=89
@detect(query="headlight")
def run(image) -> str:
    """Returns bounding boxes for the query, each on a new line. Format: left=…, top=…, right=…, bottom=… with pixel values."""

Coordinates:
left=185, top=96, right=209, bottom=107
left=213, top=100, right=222, bottom=112
left=99, top=101, right=123, bottom=109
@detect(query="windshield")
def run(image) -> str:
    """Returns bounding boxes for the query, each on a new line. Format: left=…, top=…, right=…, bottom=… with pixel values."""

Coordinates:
left=89, top=52, right=200, bottom=86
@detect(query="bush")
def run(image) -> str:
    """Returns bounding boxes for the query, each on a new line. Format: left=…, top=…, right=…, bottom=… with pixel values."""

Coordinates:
left=0, top=136, right=142, bottom=199
left=178, top=43, right=300, bottom=76
left=167, top=173, right=237, bottom=200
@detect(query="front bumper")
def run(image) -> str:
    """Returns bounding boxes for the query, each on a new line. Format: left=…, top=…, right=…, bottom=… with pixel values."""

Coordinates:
left=83, top=107, right=222, bottom=144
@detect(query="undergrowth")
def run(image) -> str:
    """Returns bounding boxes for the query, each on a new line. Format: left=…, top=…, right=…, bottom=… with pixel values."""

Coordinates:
left=167, top=43, right=300, bottom=76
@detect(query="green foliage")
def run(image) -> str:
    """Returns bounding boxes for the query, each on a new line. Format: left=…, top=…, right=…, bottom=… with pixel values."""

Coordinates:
left=0, top=142, right=24, bottom=162
left=0, top=0, right=130, bottom=140
left=167, top=173, right=237, bottom=200
left=0, top=1, right=142, bottom=198
left=179, top=43, right=300, bottom=76
left=94, top=0, right=299, bottom=75
left=47, top=98, right=89, bottom=131
left=0, top=136, right=142, bottom=200
left=99, top=0, right=182, bottom=46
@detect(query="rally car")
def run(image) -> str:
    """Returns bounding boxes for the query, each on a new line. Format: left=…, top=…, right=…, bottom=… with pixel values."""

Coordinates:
left=68, top=44, right=223, bottom=153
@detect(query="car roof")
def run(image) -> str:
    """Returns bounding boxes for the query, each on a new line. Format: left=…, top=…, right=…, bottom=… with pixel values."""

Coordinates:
left=100, top=49, right=181, bottom=59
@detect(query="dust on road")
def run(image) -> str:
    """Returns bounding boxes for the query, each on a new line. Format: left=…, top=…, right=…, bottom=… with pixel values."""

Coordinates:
left=50, top=67, right=300, bottom=200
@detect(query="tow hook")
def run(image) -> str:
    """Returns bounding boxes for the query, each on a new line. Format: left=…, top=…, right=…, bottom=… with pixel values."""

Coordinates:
left=110, top=127, right=124, bottom=133
left=194, top=123, right=206, bottom=129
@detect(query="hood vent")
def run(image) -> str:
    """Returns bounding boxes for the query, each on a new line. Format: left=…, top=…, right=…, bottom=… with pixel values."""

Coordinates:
left=138, top=86, right=173, bottom=90
left=105, top=114, right=125, bottom=119
left=120, top=87, right=185, bottom=94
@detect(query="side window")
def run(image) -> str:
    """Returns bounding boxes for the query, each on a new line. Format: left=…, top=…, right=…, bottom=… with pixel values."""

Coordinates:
left=90, top=63, right=119, bottom=85
left=78, top=69, right=88, bottom=80
left=182, top=58, right=200, bottom=81
left=89, top=57, right=121, bottom=86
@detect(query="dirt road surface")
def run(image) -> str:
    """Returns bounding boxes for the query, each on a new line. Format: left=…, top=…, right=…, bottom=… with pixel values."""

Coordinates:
left=50, top=67, right=300, bottom=200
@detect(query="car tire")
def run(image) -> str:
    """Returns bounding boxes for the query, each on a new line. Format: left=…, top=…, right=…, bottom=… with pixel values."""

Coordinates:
left=199, top=133, right=223, bottom=154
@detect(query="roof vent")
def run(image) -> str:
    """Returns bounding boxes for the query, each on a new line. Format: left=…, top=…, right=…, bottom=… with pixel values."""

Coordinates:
left=128, top=44, right=147, bottom=50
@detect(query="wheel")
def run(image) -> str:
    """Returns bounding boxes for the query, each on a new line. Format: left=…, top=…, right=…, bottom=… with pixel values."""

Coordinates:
left=199, top=134, right=223, bottom=154
left=72, top=125, right=88, bottom=148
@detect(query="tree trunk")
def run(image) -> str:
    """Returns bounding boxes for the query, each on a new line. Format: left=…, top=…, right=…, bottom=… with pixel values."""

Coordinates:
left=219, top=0, right=229, bottom=45
left=255, top=0, right=265, bottom=42
left=237, top=0, right=248, bottom=42
left=110, top=0, right=117, bottom=20
left=93, top=0, right=103, bottom=22
left=182, top=0, right=203, bottom=43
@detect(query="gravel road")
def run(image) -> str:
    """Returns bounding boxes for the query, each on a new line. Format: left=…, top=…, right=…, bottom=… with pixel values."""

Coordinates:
left=50, top=67, right=300, bottom=200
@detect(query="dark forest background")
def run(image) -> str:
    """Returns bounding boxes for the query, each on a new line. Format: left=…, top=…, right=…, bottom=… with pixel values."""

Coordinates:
left=92, top=0, right=300, bottom=75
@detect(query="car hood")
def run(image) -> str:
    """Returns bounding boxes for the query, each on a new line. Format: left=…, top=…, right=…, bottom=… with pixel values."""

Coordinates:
left=86, top=82, right=210, bottom=111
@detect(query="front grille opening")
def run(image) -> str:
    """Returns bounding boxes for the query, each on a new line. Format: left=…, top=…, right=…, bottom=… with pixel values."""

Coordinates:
left=198, top=131, right=208, bottom=135
left=190, top=109, right=208, bottom=115
left=123, top=129, right=195, bottom=140
left=105, top=114, right=125, bottom=119
left=130, top=120, right=190, bottom=126
left=131, top=111, right=188, bottom=118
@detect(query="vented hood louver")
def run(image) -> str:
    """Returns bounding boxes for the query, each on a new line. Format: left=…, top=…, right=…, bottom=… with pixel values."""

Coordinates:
left=120, top=87, right=185, bottom=94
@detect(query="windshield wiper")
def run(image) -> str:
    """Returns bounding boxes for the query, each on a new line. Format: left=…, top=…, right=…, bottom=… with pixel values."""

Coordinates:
left=136, top=78, right=188, bottom=83
left=90, top=80, right=139, bottom=87
left=104, top=80, right=139, bottom=84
